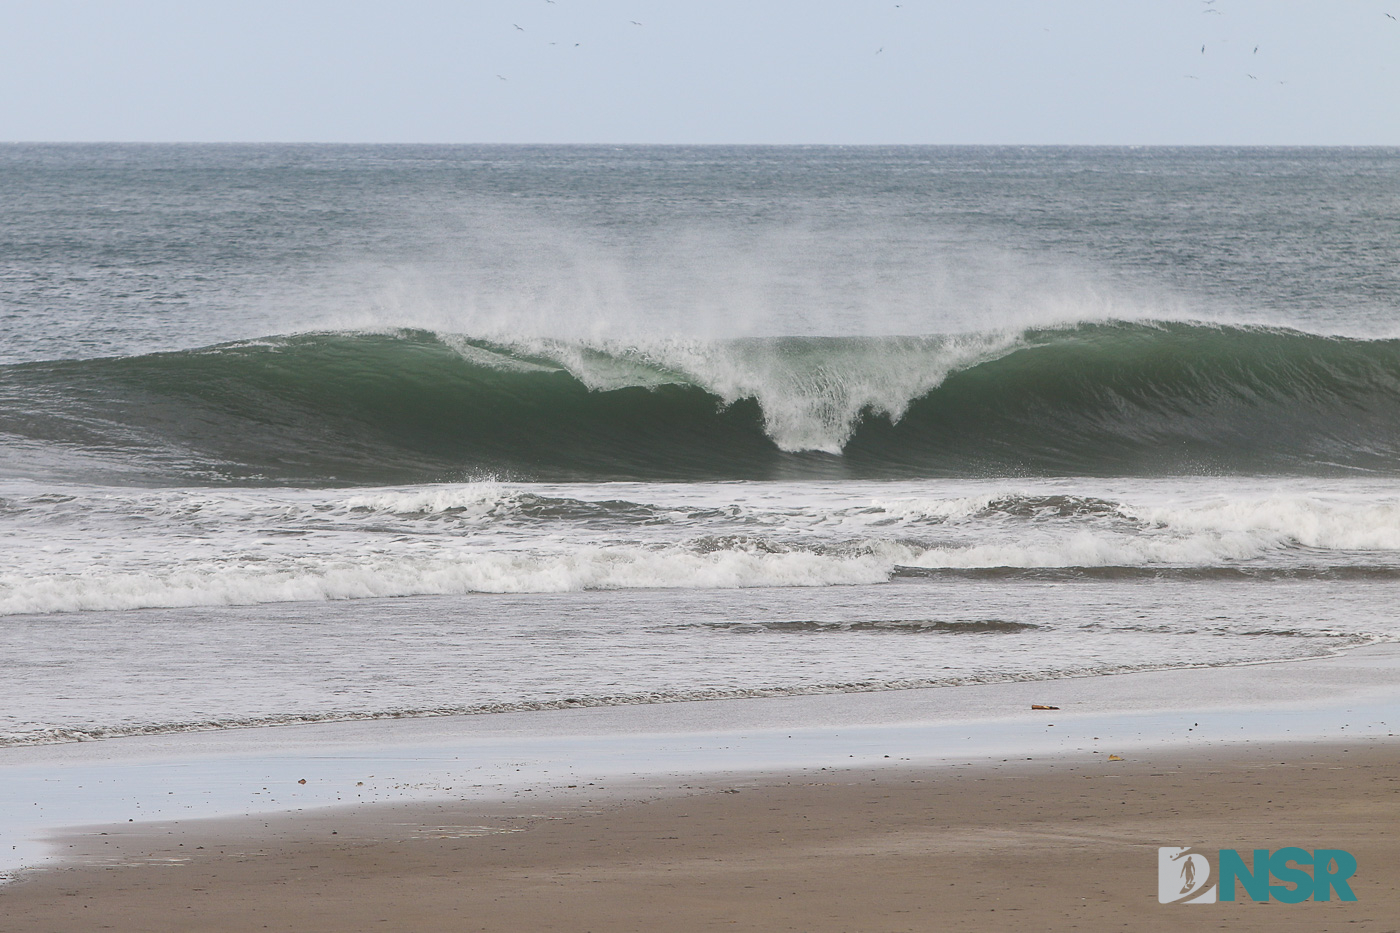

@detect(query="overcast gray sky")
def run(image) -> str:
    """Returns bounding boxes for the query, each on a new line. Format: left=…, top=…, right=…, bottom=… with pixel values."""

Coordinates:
left=2, top=0, right=1397, bottom=144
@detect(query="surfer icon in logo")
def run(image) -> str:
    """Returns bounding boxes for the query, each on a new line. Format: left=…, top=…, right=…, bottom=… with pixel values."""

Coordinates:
left=1179, top=856, right=1197, bottom=894
left=1158, top=847, right=1217, bottom=904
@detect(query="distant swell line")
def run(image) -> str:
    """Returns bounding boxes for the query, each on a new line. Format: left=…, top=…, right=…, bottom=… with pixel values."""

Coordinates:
left=4, top=320, right=1400, bottom=483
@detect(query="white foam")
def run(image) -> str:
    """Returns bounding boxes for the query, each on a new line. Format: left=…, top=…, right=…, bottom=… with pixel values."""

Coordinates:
left=871, top=494, right=1000, bottom=522
left=1123, top=497, right=1400, bottom=551
left=0, top=542, right=907, bottom=616
left=646, top=334, right=1024, bottom=453
left=903, top=529, right=1268, bottom=569
left=876, top=489, right=1400, bottom=555
left=6, top=479, right=1400, bottom=617
left=342, top=482, right=516, bottom=516
left=471, top=332, right=1025, bottom=453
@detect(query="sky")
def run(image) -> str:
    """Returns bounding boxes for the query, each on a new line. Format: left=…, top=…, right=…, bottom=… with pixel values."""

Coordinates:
left=1, top=0, right=1398, bottom=145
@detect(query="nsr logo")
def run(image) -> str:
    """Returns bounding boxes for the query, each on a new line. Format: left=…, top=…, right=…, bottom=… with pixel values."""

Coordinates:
left=1158, top=847, right=1358, bottom=904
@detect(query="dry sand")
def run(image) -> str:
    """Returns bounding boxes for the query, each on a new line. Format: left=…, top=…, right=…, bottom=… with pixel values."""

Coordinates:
left=4, top=739, right=1397, bottom=932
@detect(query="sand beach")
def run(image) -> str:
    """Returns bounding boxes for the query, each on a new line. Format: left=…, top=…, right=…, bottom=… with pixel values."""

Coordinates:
left=4, top=644, right=1398, bottom=931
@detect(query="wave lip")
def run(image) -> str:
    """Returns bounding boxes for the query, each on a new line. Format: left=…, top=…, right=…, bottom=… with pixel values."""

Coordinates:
left=3, top=320, right=1400, bottom=484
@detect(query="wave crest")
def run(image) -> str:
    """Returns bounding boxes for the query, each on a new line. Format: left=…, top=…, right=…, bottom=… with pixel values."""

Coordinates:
left=4, top=321, right=1400, bottom=483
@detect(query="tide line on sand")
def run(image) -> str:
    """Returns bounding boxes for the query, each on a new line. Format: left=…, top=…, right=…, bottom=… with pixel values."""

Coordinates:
left=1, top=641, right=1398, bottom=881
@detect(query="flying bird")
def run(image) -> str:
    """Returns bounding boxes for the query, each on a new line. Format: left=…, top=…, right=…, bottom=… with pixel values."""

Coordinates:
left=497, top=75, right=507, bottom=80
left=1387, top=12, right=1397, bottom=19
left=1253, top=46, right=1259, bottom=53
left=1247, top=74, right=1257, bottom=79
left=876, top=47, right=884, bottom=54
left=631, top=20, right=643, bottom=25
left=513, top=23, right=524, bottom=30
left=1201, top=44, right=1206, bottom=53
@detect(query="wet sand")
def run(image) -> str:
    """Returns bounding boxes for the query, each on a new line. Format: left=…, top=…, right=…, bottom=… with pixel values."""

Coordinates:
left=4, top=739, right=1398, bottom=932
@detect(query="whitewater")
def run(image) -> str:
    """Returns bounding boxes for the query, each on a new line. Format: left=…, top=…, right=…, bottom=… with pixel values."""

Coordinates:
left=2, top=143, right=1398, bottom=746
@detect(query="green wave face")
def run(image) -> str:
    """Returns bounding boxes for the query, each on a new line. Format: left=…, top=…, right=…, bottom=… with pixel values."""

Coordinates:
left=4, top=322, right=1400, bottom=485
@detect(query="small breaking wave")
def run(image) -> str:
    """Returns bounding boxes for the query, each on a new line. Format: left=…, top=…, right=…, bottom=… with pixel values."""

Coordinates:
left=7, top=478, right=1400, bottom=614
left=0, top=540, right=911, bottom=616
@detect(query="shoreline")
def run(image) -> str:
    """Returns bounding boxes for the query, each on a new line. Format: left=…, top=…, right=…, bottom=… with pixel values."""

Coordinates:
left=2, top=641, right=1398, bottom=878
left=1, top=628, right=1384, bottom=749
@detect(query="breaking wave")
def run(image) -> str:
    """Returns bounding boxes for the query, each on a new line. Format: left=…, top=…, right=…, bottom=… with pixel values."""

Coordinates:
left=4, top=320, right=1400, bottom=483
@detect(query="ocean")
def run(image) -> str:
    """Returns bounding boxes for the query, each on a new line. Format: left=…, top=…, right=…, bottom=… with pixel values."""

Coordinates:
left=2, top=143, right=1399, bottom=746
